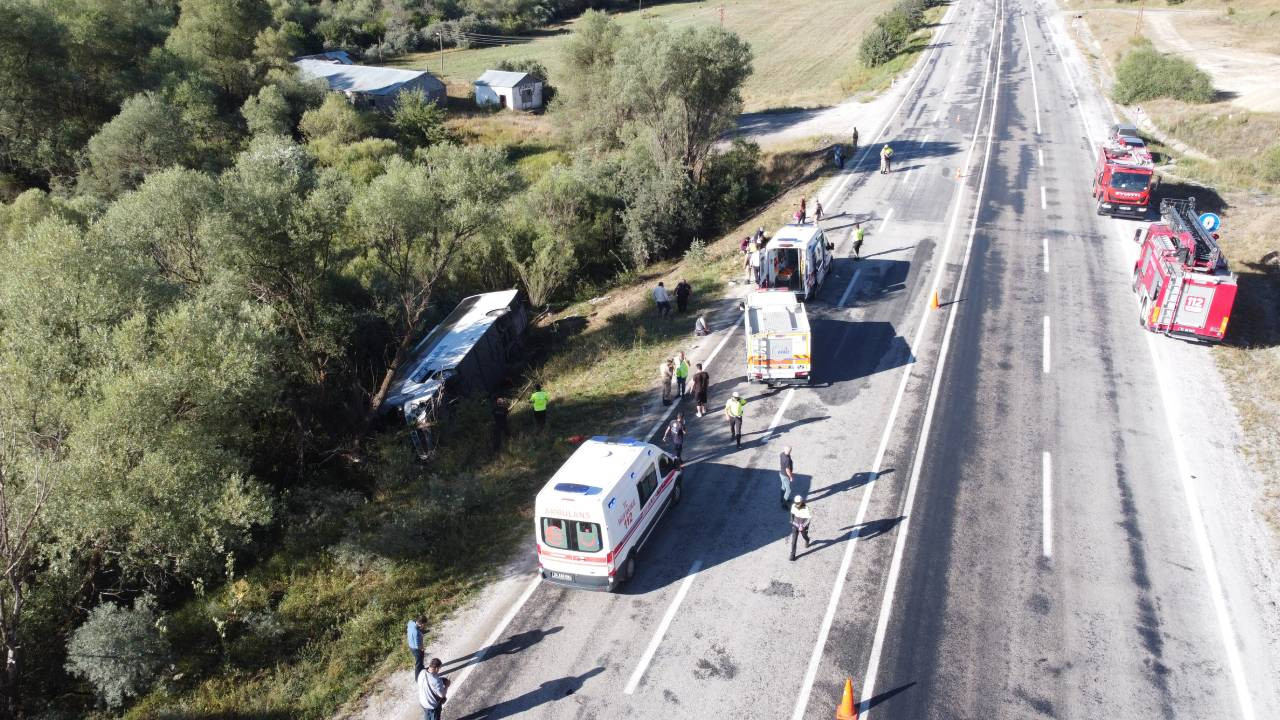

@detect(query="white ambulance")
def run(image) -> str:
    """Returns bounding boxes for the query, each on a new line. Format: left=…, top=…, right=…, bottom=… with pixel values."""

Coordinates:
left=759, top=223, right=834, bottom=301
left=534, top=436, right=682, bottom=592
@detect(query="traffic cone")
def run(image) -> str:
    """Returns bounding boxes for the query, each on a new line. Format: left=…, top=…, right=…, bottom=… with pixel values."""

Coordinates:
left=930, top=290, right=940, bottom=310
left=837, top=677, right=858, bottom=720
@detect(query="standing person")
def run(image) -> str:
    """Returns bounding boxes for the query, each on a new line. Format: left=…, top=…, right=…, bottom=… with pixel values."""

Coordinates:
left=778, top=446, right=795, bottom=508
left=853, top=223, right=865, bottom=260
left=675, top=279, right=692, bottom=313
left=406, top=615, right=426, bottom=677
left=660, top=358, right=675, bottom=405
left=724, top=391, right=746, bottom=448
left=490, top=398, right=508, bottom=451
left=417, top=658, right=449, bottom=720
left=814, top=201, right=824, bottom=223
left=653, top=281, right=672, bottom=318
left=749, top=246, right=762, bottom=285
left=880, top=144, right=893, bottom=174
left=851, top=126, right=859, bottom=151
left=663, top=412, right=687, bottom=462
left=529, top=384, right=549, bottom=431
left=799, top=197, right=807, bottom=223
left=789, top=496, right=812, bottom=561
left=675, top=352, right=690, bottom=397
left=691, top=363, right=710, bottom=417
left=753, top=226, right=765, bottom=248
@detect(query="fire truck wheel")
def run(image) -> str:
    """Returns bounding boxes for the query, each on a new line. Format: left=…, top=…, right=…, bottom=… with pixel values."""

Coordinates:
left=1096, top=203, right=1105, bottom=216
left=1131, top=268, right=1141, bottom=294
left=1139, top=298, right=1149, bottom=328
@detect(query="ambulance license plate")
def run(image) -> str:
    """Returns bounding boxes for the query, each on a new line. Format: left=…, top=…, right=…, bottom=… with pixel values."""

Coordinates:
left=550, top=571, right=573, bottom=582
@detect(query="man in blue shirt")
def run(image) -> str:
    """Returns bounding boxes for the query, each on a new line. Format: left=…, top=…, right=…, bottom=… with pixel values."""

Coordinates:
left=406, top=615, right=426, bottom=676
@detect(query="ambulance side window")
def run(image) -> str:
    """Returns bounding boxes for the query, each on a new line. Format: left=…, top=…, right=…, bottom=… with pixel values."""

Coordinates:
left=636, top=465, right=659, bottom=507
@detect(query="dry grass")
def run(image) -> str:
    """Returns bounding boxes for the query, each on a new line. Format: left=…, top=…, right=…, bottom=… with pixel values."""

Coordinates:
left=393, top=0, right=906, bottom=112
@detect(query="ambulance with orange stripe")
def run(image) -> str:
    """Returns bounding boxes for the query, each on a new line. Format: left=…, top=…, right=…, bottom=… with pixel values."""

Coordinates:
left=743, top=289, right=812, bottom=386
left=535, top=437, right=682, bottom=592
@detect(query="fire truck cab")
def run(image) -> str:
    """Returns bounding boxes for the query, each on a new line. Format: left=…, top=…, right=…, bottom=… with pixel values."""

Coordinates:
left=1132, top=199, right=1236, bottom=343
left=1093, top=140, right=1155, bottom=218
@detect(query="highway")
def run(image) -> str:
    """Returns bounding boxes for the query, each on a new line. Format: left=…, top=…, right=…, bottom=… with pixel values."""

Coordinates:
left=411, top=0, right=1280, bottom=717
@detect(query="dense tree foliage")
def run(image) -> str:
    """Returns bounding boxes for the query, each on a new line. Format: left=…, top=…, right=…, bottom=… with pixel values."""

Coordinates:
left=0, top=2, right=761, bottom=716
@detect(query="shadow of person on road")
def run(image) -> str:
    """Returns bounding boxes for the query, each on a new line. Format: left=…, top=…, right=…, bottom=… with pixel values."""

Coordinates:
left=859, top=681, right=917, bottom=714
left=853, top=515, right=905, bottom=541
left=442, top=626, right=564, bottom=675
left=806, top=468, right=893, bottom=502
left=455, top=666, right=606, bottom=719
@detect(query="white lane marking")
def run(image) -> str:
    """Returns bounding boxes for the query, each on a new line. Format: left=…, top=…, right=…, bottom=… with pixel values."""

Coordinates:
left=448, top=576, right=543, bottom=695
left=766, top=388, right=797, bottom=438
left=1038, top=147, right=1045, bottom=167
left=643, top=311, right=743, bottom=440
left=1041, top=185, right=1047, bottom=210
left=1042, top=451, right=1053, bottom=559
left=1043, top=315, right=1051, bottom=374
left=818, top=0, right=962, bottom=209
left=1041, top=10, right=1099, bottom=147
left=838, top=268, right=863, bottom=308
left=1144, top=333, right=1257, bottom=720
left=1042, top=237, right=1049, bottom=272
left=1021, top=13, right=1043, bottom=134
left=623, top=559, right=704, bottom=695
left=790, top=3, right=1005, bottom=717
left=860, top=0, right=1006, bottom=711
left=917, top=133, right=933, bottom=150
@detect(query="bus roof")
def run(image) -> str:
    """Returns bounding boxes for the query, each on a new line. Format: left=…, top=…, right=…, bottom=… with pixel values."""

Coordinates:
left=536, top=437, right=658, bottom=505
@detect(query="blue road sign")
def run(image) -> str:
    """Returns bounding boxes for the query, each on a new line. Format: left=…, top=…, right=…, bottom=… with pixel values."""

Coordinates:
left=1198, top=212, right=1221, bottom=232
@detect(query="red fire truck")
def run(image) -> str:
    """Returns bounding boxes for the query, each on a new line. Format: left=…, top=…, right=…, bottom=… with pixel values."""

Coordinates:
left=1093, top=139, right=1155, bottom=218
left=1132, top=199, right=1236, bottom=343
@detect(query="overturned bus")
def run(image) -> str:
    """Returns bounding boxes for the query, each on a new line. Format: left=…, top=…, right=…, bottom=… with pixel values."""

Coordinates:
left=380, top=289, right=529, bottom=458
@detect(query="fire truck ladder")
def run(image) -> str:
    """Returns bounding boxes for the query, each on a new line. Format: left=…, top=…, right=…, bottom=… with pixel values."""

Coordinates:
left=1160, top=197, right=1222, bottom=269
left=1157, top=265, right=1185, bottom=328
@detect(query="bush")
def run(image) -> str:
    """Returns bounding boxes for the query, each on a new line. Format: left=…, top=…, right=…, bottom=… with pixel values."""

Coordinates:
left=65, top=596, right=172, bottom=708
left=1113, top=46, right=1215, bottom=104
left=1261, top=144, right=1280, bottom=184
left=699, top=139, right=765, bottom=236
left=392, top=90, right=451, bottom=149
left=860, top=25, right=904, bottom=67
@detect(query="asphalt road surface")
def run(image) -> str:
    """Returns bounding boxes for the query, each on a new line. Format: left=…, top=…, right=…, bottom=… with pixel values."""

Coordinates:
left=431, top=0, right=1280, bottom=717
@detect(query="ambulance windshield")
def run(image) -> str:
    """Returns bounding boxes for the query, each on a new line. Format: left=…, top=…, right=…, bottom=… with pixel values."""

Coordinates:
left=1111, top=171, right=1150, bottom=191
left=541, top=517, right=603, bottom=553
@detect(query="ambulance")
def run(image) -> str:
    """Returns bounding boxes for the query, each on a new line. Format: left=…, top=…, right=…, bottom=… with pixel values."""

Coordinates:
left=534, top=437, right=682, bottom=592
left=743, top=289, right=812, bottom=386
left=758, top=223, right=834, bottom=301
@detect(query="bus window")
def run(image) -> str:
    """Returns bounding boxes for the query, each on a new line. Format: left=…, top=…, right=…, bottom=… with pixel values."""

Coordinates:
left=542, top=518, right=568, bottom=549
left=636, top=465, right=659, bottom=507
left=575, top=522, right=602, bottom=552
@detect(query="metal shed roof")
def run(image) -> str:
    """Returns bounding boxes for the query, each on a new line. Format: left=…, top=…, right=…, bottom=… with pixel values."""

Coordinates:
left=294, top=59, right=444, bottom=95
left=475, top=70, right=538, bottom=88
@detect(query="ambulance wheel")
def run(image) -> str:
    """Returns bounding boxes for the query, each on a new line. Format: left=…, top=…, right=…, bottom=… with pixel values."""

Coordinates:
left=620, top=556, right=637, bottom=585
left=671, top=478, right=683, bottom=505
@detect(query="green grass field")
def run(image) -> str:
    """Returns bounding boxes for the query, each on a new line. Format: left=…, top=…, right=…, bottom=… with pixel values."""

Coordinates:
left=395, top=0, right=904, bottom=112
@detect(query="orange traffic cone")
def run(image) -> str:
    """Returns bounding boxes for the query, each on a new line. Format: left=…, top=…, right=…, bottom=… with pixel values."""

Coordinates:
left=836, top=677, right=858, bottom=720
left=930, top=290, right=941, bottom=310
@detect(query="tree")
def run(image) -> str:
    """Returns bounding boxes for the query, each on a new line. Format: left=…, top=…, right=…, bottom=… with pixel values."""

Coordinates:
left=502, top=227, right=575, bottom=308
left=164, top=0, right=273, bottom=103
left=64, top=596, right=171, bottom=708
left=81, top=92, right=194, bottom=198
left=391, top=90, right=451, bottom=150
left=241, top=84, right=293, bottom=136
left=300, top=94, right=371, bottom=144
left=347, top=148, right=518, bottom=421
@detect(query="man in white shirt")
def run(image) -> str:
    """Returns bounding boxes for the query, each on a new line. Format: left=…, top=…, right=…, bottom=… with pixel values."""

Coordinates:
left=653, top=281, right=671, bottom=318
left=417, top=657, right=449, bottom=720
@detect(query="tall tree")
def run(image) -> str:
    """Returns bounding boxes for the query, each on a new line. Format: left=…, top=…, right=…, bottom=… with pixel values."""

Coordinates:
left=81, top=92, right=194, bottom=198
left=165, top=0, right=273, bottom=104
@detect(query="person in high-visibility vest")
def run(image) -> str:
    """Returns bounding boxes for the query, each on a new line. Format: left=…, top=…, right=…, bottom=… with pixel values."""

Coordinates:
left=675, top=352, right=690, bottom=398
left=529, top=384, right=549, bottom=431
left=789, top=495, right=812, bottom=561
left=853, top=223, right=865, bottom=260
left=880, top=144, right=894, bottom=174
left=724, top=391, right=746, bottom=449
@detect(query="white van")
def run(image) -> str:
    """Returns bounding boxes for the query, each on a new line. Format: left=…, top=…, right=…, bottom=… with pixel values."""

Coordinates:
left=759, top=224, right=834, bottom=301
left=535, top=437, right=682, bottom=592
left=744, top=290, right=812, bottom=386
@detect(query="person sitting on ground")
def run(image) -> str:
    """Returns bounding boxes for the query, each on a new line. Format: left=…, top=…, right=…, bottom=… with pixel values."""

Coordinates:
left=694, top=315, right=710, bottom=336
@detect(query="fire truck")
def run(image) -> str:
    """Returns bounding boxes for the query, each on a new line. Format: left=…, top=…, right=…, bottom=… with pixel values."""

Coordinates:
left=1092, top=138, right=1155, bottom=218
left=1131, top=199, right=1236, bottom=343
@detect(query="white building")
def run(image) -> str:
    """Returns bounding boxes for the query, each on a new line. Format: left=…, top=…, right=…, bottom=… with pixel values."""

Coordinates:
left=473, top=70, right=544, bottom=111
left=294, top=58, right=446, bottom=111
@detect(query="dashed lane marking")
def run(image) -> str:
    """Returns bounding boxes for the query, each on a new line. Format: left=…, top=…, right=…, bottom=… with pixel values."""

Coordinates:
left=1043, top=315, right=1051, bottom=374
left=623, top=559, right=704, bottom=695
left=1042, top=451, right=1053, bottom=558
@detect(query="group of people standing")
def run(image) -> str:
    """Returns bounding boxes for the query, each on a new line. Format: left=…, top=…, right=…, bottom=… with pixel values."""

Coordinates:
left=652, top=279, right=693, bottom=318
left=407, top=617, right=450, bottom=719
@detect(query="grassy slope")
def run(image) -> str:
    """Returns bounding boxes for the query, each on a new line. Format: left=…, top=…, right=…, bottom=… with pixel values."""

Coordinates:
left=394, top=0, right=903, bottom=112
left=1073, top=3, right=1280, bottom=524
left=123, top=135, right=837, bottom=719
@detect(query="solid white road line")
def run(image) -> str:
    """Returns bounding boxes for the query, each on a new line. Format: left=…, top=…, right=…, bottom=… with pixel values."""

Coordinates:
left=1144, top=333, right=1258, bottom=720
left=623, top=559, right=704, bottom=695
left=1039, top=147, right=1044, bottom=167
left=1021, top=13, right=1043, bottom=135
left=1043, top=237, right=1049, bottom=273
left=767, top=388, right=797, bottom=439
left=790, top=4, right=1005, bottom=718
left=1040, top=11, right=1100, bottom=145
left=1043, top=315, right=1051, bottom=374
left=860, top=0, right=1006, bottom=712
left=1041, top=185, right=1047, bottom=210
left=818, top=0, right=962, bottom=209
left=643, top=312, right=743, bottom=440
left=1042, top=451, right=1053, bottom=559
left=449, top=575, right=543, bottom=696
